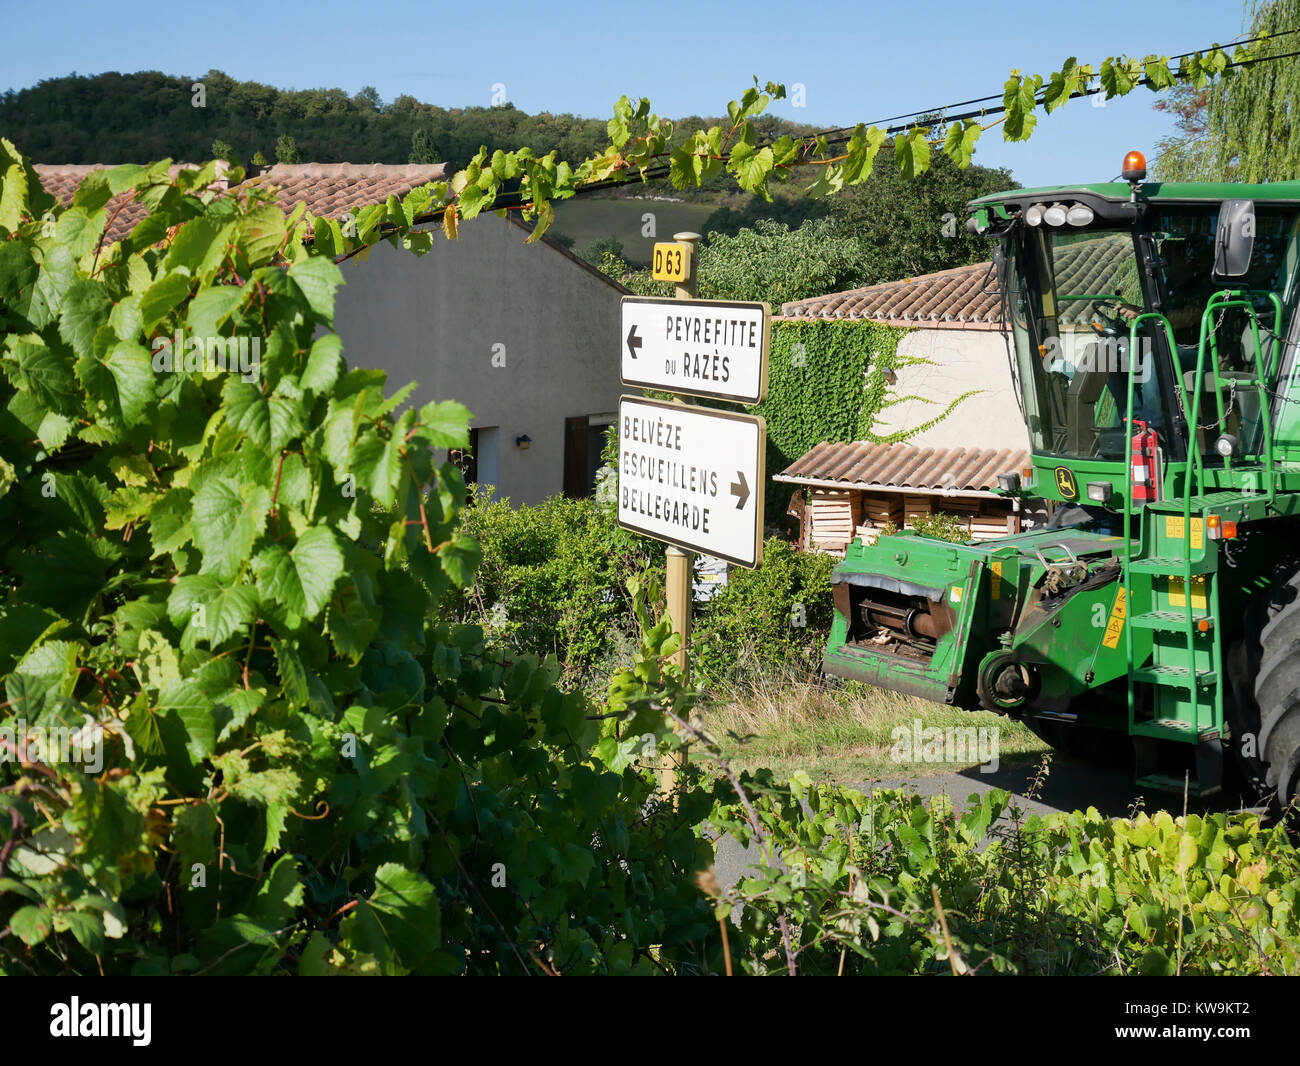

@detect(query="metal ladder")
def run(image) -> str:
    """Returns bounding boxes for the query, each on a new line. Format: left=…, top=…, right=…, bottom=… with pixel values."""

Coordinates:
left=1121, top=294, right=1280, bottom=788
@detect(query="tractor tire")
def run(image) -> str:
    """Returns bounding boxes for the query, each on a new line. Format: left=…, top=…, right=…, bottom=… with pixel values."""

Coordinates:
left=1255, top=571, right=1300, bottom=808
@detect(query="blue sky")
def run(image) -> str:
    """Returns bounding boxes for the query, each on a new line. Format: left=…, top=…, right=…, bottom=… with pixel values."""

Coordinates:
left=4, top=0, right=1255, bottom=186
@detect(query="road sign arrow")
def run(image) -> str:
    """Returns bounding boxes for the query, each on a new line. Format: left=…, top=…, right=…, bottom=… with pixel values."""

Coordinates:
left=626, top=324, right=642, bottom=359
left=730, top=470, right=750, bottom=509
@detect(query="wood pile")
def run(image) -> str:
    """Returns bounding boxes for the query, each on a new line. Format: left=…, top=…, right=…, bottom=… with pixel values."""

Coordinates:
left=966, top=513, right=1015, bottom=540
left=808, top=490, right=860, bottom=554
left=903, top=494, right=932, bottom=525
left=797, top=487, right=1017, bottom=554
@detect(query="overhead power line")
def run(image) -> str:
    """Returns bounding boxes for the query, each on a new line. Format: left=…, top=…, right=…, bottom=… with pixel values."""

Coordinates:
left=333, top=28, right=1300, bottom=262
left=559, top=32, right=1300, bottom=202
left=845, top=25, right=1300, bottom=135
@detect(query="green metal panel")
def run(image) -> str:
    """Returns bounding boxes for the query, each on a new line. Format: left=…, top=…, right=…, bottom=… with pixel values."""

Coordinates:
left=971, top=180, right=1300, bottom=207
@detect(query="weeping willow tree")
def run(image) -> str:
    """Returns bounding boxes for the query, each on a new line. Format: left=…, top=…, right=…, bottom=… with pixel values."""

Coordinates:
left=1154, top=0, right=1300, bottom=182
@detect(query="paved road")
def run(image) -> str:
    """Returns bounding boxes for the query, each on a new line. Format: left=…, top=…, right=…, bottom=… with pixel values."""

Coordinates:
left=863, top=753, right=1151, bottom=820
left=713, top=752, right=1256, bottom=893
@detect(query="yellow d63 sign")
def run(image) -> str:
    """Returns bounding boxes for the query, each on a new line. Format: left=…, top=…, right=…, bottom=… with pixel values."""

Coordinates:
left=651, top=242, right=690, bottom=282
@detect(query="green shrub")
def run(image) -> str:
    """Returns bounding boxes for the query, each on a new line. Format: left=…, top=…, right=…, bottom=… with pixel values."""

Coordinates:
left=696, top=218, right=869, bottom=308
left=577, top=234, right=624, bottom=268
left=452, top=507, right=835, bottom=698
left=711, top=770, right=1300, bottom=975
left=879, top=511, right=970, bottom=544
left=449, top=494, right=665, bottom=687
left=690, top=538, right=835, bottom=693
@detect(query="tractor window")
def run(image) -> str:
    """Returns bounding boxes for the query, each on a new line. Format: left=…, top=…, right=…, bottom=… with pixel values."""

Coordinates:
left=1150, top=206, right=1299, bottom=350
left=1150, top=205, right=1300, bottom=457
left=1009, top=228, right=1171, bottom=461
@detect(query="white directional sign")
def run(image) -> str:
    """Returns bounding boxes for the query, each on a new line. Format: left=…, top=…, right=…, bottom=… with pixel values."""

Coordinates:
left=618, top=396, right=765, bottom=568
left=621, top=296, right=769, bottom=404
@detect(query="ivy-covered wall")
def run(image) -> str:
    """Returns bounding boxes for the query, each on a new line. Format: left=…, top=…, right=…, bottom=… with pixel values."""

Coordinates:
left=751, top=320, right=909, bottom=529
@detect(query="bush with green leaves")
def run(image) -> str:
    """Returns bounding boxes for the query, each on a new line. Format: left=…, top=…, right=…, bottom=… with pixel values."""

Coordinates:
left=447, top=492, right=665, bottom=688
left=690, top=538, right=835, bottom=692
left=697, top=218, right=869, bottom=309
left=577, top=234, right=624, bottom=268
left=0, top=146, right=718, bottom=975
left=877, top=511, right=970, bottom=544
left=710, top=769, right=1300, bottom=975
left=451, top=514, right=835, bottom=696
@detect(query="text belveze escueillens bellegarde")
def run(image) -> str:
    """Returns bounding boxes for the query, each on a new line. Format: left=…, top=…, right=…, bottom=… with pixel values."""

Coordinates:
left=621, top=412, right=722, bottom=533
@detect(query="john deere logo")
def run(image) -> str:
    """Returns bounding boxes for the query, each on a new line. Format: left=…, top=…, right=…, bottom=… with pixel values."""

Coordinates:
left=1054, top=466, right=1078, bottom=500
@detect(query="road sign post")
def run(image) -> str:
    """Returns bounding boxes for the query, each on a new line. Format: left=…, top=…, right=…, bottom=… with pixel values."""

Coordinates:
left=617, top=232, right=768, bottom=795
left=664, top=233, right=700, bottom=701
left=663, top=231, right=699, bottom=797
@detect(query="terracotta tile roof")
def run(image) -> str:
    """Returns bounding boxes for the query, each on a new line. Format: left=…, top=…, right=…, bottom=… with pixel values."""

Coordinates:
left=779, top=235, right=1134, bottom=328
left=780, top=261, right=1000, bottom=325
left=35, top=163, right=165, bottom=243
left=32, top=162, right=626, bottom=297
left=33, top=162, right=448, bottom=244
left=244, top=162, right=448, bottom=222
left=775, top=440, right=1030, bottom=496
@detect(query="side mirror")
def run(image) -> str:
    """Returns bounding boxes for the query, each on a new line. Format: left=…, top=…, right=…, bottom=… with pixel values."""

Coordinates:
left=1213, top=199, right=1255, bottom=280
left=993, top=244, right=1008, bottom=290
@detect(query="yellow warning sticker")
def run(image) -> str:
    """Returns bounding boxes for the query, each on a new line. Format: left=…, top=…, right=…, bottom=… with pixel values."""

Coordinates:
left=1169, top=575, right=1208, bottom=610
left=1164, top=516, right=1204, bottom=551
left=949, top=586, right=963, bottom=604
left=1102, top=586, right=1127, bottom=649
left=990, top=560, right=1003, bottom=599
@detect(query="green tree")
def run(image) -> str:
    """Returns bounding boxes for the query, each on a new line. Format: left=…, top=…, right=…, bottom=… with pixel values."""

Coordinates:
left=700, top=191, right=830, bottom=239
left=210, top=138, right=235, bottom=162
left=698, top=218, right=868, bottom=307
left=1151, top=83, right=1212, bottom=180
left=829, top=151, right=1015, bottom=283
left=409, top=128, right=441, bottom=164
left=1154, top=0, right=1300, bottom=182
left=275, top=134, right=301, bottom=164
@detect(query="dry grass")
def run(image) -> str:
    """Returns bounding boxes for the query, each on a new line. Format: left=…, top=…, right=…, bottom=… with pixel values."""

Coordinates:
left=697, top=661, right=1050, bottom=785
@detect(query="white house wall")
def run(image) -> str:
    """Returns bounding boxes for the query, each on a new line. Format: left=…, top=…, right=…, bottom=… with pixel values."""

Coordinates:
left=878, top=328, right=1030, bottom=451
left=330, top=214, right=623, bottom=506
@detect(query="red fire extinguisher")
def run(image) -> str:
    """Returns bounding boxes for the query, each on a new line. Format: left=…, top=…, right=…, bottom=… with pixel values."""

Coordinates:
left=1130, top=419, right=1161, bottom=503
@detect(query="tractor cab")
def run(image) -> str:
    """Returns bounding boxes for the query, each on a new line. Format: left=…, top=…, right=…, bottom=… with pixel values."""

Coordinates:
left=973, top=154, right=1300, bottom=511
left=824, top=155, right=1300, bottom=802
